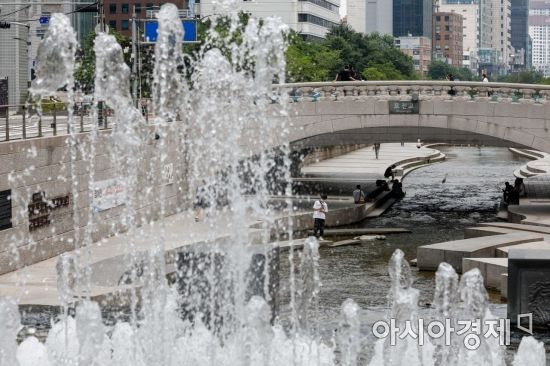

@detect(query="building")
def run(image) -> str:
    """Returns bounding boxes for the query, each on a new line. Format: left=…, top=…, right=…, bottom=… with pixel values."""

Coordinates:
left=104, top=0, right=189, bottom=37
left=393, top=0, right=433, bottom=38
left=432, top=12, right=464, bottom=67
left=529, top=0, right=550, bottom=76
left=510, top=0, right=529, bottom=68
left=438, top=2, right=479, bottom=71
left=346, top=0, right=392, bottom=35
left=199, top=0, right=341, bottom=41
left=491, top=0, right=512, bottom=72
left=395, top=36, right=432, bottom=75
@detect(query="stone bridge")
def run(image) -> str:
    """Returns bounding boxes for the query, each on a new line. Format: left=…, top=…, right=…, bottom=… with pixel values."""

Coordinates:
left=274, top=81, right=550, bottom=152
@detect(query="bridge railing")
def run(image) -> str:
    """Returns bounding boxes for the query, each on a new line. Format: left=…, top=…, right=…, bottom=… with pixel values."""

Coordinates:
left=0, top=99, right=154, bottom=143
left=273, top=80, right=550, bottom=104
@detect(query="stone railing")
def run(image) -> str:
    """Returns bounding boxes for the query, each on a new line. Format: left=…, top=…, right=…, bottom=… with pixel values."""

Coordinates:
left=273, top=80, right=550, bottom=104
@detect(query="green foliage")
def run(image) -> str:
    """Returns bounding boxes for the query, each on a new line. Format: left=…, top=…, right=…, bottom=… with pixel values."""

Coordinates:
left=362, top=63, right=405, bottom=80
left=427, top=60, right=475, bottom=81
left=496, top=70, right=546, bottom=84
left=75, top=30, right=130, bottom=93
left=285, top=24, right=415, bottom=82
left=285, top=33, right=340, bottom=82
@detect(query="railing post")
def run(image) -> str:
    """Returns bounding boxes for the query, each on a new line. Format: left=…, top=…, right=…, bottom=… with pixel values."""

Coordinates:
left=38, top=115, right=42, bottom=137
left=104, top=108, right=108, bottom=129
left=80, top=102, right=84, bottom=132
left=22, top=105, right=26, bottom=139
left=52, top=107, right=57, bottom=136
left=67, top=104, right=70, bottom=134
left=5, top=107, right=9, bottom=141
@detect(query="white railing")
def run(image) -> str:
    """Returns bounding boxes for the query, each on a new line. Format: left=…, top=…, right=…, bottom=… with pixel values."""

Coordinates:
left=273, top=80, right=550, bottom=104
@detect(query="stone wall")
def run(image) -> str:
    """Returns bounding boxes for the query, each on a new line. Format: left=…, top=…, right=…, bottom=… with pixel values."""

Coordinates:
left=0, top=129, right=188, bottom=275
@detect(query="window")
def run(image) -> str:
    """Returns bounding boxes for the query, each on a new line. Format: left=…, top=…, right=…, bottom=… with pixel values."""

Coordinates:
left=445, top=34, right=450, bottom=40
left=146, top=2, right=153, bottom=9
left=109, top=20, right=116, bottom=30
left=122, top=3, right=129, bottom=13
left=445, top=25, right=450, bottom=31
left=298, top=0, right=338, bottom=12
left=122, top=19, right=129, bottom=30
left=109, top=3, right=116, bottom=13
left=436, top=34, right=441, bottom=40
left=444, top=15, right=449, bottom=21
left=135, top=3, right=142, bottom=13
left=297, top=13, right=338, bottom=28
left=436, top=16, right=441, bottom=21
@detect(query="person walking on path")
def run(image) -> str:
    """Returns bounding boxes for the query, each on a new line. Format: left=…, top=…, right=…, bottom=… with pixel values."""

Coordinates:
left=373, top=142, right=381, bottom=159
left=502, top=181, right=513, bottom=204
left=312, top=194, right=328, bottom=240
left=352, top=185, right=365, bottom=204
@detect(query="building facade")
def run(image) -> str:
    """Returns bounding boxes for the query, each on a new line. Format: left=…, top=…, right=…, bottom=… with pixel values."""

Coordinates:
left=393, top=0, right=433, bottom=38
left=432, top=12, right=464, bottom=67
left=491, top=0, right=512, bottom=71
left=438, top=1, right=479, bottom=70
left=347, top=0, right=392, bottom=35
left=104, top=0, right=188, bottom=38
left=199, top=0, right=341, bottom=40
left=510, top=0, right=529, bottom=68
left=395, top=36, right=432, bottom=75
left=529, top=0, right=550, bottom=76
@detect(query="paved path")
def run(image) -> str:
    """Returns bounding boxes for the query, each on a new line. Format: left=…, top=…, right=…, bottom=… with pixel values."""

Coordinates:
left=0, top=210, right=259, bottom=305
left=300, top=143, right=444, bottom=180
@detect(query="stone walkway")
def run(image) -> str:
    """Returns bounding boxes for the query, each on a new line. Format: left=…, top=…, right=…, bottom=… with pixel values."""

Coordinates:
left=301, top=143, right=444, bottom=180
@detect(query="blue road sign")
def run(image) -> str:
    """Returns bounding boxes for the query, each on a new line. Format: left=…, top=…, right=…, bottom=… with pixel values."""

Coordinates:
left=144, top=20, right=197, bottom=43
left=39, top=16, right=50, bottom=25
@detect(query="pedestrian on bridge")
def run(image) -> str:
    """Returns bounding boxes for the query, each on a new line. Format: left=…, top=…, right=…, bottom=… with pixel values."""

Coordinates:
left=312, top=194, right=328, bottom=241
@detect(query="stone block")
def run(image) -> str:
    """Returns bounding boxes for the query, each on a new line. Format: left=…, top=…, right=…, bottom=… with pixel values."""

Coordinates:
left=362, top=114, right=389, bottom=128
left=500, top=273, right=508, bottom=299
left=389, top=114, right=419, bottom=127
left=331, top=116, right=361, bottom=132
left=508, top=248, right=550, bottom=329
left=417, top=232, right=543, bottom=273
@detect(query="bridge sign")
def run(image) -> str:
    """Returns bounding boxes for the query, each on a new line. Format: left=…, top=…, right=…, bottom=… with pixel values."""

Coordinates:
left=39, top=16, right=50, bottom=25
left=388, top=101, right=419, bottom=114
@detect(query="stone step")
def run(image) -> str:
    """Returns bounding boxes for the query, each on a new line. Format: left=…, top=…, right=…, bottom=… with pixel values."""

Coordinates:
left=495, top=241, right=550, bottom=258
left=327, top=239, right=361, bottom=248
left=306, top=227, right=410, bottom=236
left=462, top=257, right=508, bottom=290
left=417, top=232, right=543, bottom=273
left=478, top=222, right=550, bottom=235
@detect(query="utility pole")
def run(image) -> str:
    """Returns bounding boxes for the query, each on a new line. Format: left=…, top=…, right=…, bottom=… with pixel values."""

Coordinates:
left=131, top=5, right=138, bottom=105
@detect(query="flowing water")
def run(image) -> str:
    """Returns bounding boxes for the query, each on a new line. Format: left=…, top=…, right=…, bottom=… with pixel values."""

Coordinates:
left=0, top=6, right=548, bottom=366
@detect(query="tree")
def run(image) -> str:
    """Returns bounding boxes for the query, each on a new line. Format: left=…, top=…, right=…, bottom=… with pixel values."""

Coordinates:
left=286, top=33, right=341, bottom=82
left=427, top=60, right=475, bottom=81
left=75, top=30, right=130, bottom=93
left=362, top=63, right=405, bottom=80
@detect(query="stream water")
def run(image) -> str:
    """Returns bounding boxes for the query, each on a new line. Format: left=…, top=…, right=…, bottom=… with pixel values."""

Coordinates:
left=279, top=146, right=545, bottom=363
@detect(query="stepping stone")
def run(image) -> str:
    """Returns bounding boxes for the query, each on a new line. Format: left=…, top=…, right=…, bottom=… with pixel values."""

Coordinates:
left=306, top=228, right=410, bottom=236
left=495, top=241, right=550, bottom=258
left=417, top=232, right=543, bottom=273
left=327, top=239, right=361, bottom=248
left=462, top=257, right=508, bottom=290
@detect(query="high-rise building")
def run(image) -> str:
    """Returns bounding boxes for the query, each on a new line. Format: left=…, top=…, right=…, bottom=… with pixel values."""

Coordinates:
left=200, top=0, right=341, bottom=41
left=347, top=0, right=393, bottom=35
left=432, top=12, right=464, bottom=67
left=491, top=0, right=512, bottom=71
left=393, top=0, right=433, bottom=38
left=438, top=1, right=479, bottom=70
left=510, top=0, right=529, bottom=68
left=529, top=0, right=550, bottom=76
left=104, top=0, right=189, bottom=38
left=395, top=36, right=432, bottom=74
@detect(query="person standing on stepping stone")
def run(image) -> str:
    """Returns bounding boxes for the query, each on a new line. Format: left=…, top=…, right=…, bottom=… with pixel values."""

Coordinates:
left=312, top=194, right=328, bottom=241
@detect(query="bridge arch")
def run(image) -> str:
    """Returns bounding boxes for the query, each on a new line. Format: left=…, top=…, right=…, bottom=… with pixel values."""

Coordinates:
left=278, top=81, right=550, bottom=152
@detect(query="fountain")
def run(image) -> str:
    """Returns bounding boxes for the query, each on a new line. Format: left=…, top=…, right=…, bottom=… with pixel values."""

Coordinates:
left=0, top=3, right=547, bottom=366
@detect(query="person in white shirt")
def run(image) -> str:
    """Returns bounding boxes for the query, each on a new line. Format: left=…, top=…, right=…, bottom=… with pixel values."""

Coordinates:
left=313, top=194, right=328, bottom=240
left=482, top=73, right=489, bottom=83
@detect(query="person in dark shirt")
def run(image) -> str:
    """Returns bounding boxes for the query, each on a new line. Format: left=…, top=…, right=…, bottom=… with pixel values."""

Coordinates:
left=502, top=181, right=513, bottom=204
left=384, top=165, right=396, bottom=180
left=334, top=65, right=356, bottom=82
